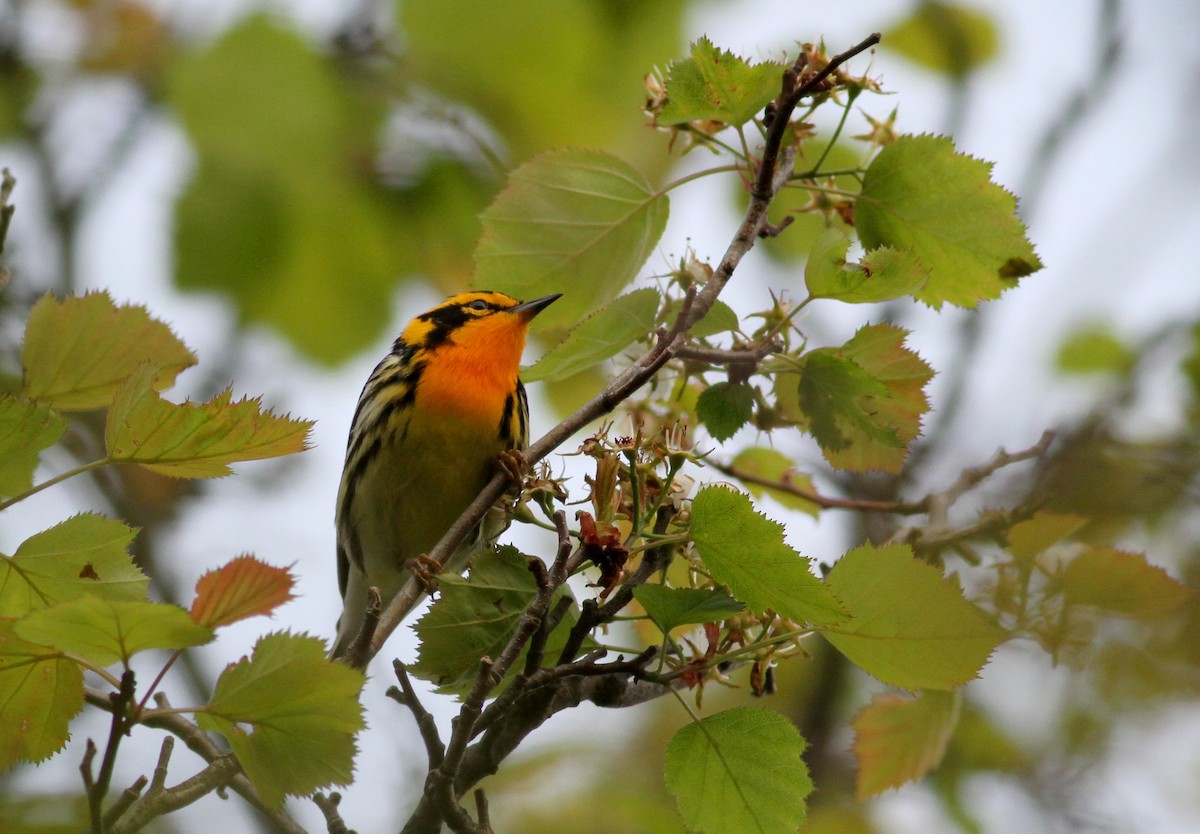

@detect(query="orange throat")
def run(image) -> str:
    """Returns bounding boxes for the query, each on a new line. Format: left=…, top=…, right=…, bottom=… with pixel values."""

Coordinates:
left=415, top=315, right=527, bottom=426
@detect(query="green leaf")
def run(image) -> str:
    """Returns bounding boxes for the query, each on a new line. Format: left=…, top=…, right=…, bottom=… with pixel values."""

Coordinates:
left=855, top=134, right=1042, bottom=309
left=696, top=382, right=755, bottom=442
left=805, top=230, right=928, bottom=303
left=21, top=292, right=196, bottom=411
left=1056, top=326, right=1135, bottom=376
left=658, top=37, right=783, bottom=127
left=105, top=363, right=312, bottom=477
left=1062, top=547, right=1193, bottom=619
left=197, top=633, right=365, bottom=808
left=0, top=620, right=84, bottom=771
left=474, top=149, right=669, bottom=333
left=412, top=547, right=584, bottom=693
left=523, top=288, right=660, bottom=383
left=852, top=690, right=961, bottom=799
left=884, top=2, right=1000, bottom=77
left=166, top=17, right=404, bottom=363
left=402, top=0, right=685, bottom=162
left=0, top=396, right=66, bottom=498
left=797, top=349, right=902, bottom=455
left=633, top=585, right=744, bottom=634
left=0, top=514, right=146, bottom=618
left=669, top=297, right=739, bottom=339
left=729, top=447, right=820, bottom=516
left=16, top=597, right=213, bottom=666
left=822, top=544, right=1006, bottom=690
left=825, top=324, right=934, bottom=473
left=665, top=706, right=812, bottom=834
left=690, top=487, right=846, bottom=626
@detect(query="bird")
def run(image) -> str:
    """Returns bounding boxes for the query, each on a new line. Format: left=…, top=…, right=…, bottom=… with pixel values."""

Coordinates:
left=332, top=290, right=560, bottom=660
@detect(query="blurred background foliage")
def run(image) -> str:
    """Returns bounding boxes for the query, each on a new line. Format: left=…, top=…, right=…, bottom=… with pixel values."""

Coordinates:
left=1, top=0, right=1199, bottom=832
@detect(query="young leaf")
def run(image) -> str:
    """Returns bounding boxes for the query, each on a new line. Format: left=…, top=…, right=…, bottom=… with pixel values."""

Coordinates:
left=852, top=690, right=961, bottom=799
left=657, top=37, right=783, bottom=127
left=822, top=544, right=1006, bottom=690
left=0, top=396, right=67, bottom=498
left=805, top=230, right=928, bottom=304
left=0, top=621, right=84, bottom=771
left=197, top=632, right=365, bottom=808
left=412, top=547, right=583, bottom=693
left=1061, top=547, right=1193, bottom=619
left=106, top=363, right=312, bottom=477
left=633, top=585, right=745, bottom=634
left=696, top=382, right=755, bottom=442
left=729, top=447, right=820, bottom=517
left=522, top=287, right=659, bottom=383
left=690, top=487, right=846, bottom=626
left=0, top=514, right=146, bottom=618
left=15, top=597, right=213, bottom=666
left=474, top=149, right=669, bottom=332
left=665, top=706, right=812, bottom=834
left=190, top=556, right=296, bottom=629
left=22, top=292, right=196, bottom=411
left=824, top=324, right=934, bottom=473
left=855, top=134, right=1042, bottom=309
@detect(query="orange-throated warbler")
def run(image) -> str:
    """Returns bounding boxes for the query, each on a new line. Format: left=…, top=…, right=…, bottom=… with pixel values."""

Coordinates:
left=333, top=291, right=560, bottom=658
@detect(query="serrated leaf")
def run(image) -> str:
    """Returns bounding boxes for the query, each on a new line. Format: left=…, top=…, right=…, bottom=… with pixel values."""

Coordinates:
left=822, top=544, right=1006, bottom=690
left=197, top=633, right=365, bottom=807
left=730, top=447, right=820, bottom=517
left=658, top=37, right=783, bottom=127
left=106, top=363, right=312, bottom=477
left=412, top=547, right=584, bottom=694
left=824, top=324, right=934, bottom=473
left=474, top=149, right=669, bottom=332
left=0, top=620, right=84, bottom=771
left=523, top=288, right=659, bottom=383
left=855, top=134, right=1042, bottom=309
left=805, top=230, right=928, bottom=303
left=665, top=706, right=812, bottom=834
left=22, top=292, right=196, bottom=410
left=884, top=2, right=1000, bottom=77
left=633, top=585, right=744, bottom=634
left=852, top=690, right=961, bottom=799
left=797, top=349, right=901, bottom=456
left=1005, top=513, right=1087, bottom=564
left=0, top=515, right=146, bottom=618
left=690, top=487, right=846, bottom=626
left=697, top=382, right=755, bottom=442
left=190, top=556, right=296, bottom=629
left=0, top=396, right=67, bottom=498
left=16, top=597, right=213, bottom=666
left=1062, top=547, right=1193, bottom=619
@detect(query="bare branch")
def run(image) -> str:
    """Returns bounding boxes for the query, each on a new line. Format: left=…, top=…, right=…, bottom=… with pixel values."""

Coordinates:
left=387, top=661, right=445, bottom=770
left=312, top=792, right=354, bottom=834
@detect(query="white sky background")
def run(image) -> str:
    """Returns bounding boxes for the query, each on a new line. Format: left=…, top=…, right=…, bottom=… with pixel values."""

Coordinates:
left=5, top=1, right=1200, bottom=832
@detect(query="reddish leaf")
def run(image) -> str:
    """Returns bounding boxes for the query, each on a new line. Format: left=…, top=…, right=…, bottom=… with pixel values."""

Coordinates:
left=191, top=556, right=296, bottom=629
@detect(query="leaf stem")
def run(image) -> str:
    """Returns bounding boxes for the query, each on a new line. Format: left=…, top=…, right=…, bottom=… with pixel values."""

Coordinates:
left=658, top=164, right=746, bottom=195
left=0, top=457, right=112, bottom=512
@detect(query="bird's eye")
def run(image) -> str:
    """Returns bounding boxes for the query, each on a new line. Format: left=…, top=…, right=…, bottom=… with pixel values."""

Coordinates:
left=466, top=299, right=490, bottom=312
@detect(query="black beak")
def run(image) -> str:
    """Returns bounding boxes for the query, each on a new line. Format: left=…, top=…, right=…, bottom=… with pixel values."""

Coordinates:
left=511, top=293, right=562, bottom=319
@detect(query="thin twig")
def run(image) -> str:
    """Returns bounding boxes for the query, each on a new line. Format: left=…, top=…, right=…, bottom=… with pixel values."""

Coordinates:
left=313, top=792, right=354, bottom=834
left=709, top=459, right=929, bottom=513
left=387, top=662, right=445, bottom=770
left=81, top=740, right=102, bottom=834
